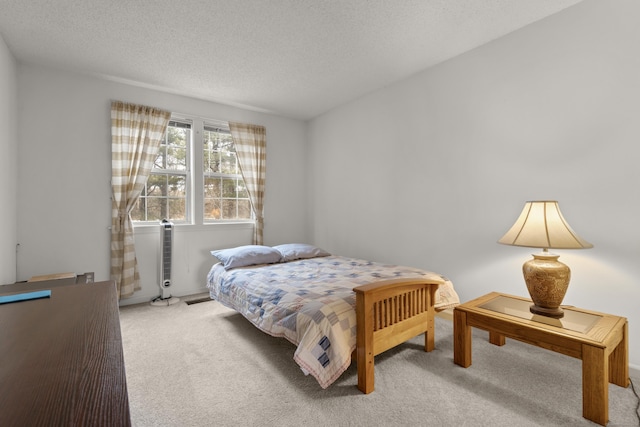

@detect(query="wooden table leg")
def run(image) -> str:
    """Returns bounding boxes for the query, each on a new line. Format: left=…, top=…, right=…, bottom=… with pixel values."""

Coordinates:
left=489, top=331, right=505, bottom=346
left=582, top=344, right=608, bottom=426
left=609, top=321, right=629, bottom=388
left=453, top=308, right=471, bottom=367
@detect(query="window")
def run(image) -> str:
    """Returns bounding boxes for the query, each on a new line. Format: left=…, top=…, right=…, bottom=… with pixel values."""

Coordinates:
left=132, top=117, right=251, bottom=224
left=203, top=126, right=251, bottom=221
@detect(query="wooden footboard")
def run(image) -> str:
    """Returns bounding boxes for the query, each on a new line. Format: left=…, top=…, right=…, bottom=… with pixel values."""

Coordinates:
left=353, top=278, right=442, bottom=394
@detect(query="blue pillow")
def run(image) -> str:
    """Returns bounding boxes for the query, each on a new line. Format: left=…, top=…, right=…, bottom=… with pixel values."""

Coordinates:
left=273, top=243, right=331, bottom=262
left=211, top=245, right=282, bottom=270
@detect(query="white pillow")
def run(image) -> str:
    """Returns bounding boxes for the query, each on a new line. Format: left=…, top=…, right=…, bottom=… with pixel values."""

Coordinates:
left=211, top=245, right=282, bottom=270
left=273, top=243, right=331, bottom=262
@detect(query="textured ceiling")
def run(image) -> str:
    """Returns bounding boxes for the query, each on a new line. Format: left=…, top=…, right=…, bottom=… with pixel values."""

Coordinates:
left=0, top=0, right=583, bottom=120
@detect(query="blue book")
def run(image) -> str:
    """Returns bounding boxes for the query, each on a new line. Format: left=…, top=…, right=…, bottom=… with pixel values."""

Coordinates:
left=0, top=290, right=51, bottom=305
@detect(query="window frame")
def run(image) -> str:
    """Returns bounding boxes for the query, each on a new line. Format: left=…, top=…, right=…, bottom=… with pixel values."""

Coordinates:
left=132, top=114, right=254, bottom=226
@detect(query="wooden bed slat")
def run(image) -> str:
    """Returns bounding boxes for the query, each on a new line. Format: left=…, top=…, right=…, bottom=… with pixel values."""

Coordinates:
left=372, top=287, right=431, bottom=331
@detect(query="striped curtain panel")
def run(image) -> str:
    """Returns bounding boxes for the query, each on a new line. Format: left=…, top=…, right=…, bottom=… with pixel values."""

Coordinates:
left=110, top=101, right=171, bottom=299
left=229, top=122, right=267, bottom=245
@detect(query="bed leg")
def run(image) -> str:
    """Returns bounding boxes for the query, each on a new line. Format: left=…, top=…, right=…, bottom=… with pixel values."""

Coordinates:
left=425, top=287, right=436, bottom=352
left=425, top=309, right=435, bottom=352
left=356, top=290, right=375, bottom=394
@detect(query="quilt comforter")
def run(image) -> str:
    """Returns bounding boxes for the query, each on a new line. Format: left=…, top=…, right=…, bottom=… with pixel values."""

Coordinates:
left=206, top=255, right=459, bottom=389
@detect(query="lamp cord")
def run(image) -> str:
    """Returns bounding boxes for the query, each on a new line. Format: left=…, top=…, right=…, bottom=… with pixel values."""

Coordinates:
left=631, top=376, right=640, bottom=425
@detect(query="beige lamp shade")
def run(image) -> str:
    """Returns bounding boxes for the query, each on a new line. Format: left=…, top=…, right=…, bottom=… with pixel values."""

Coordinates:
left=498, top=200, right=592, bottom=319
left=498, top=200, right=593, bottom=250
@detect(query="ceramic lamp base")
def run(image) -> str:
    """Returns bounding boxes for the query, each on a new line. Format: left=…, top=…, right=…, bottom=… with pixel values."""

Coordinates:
left=523, top=252, right=571, bottom=319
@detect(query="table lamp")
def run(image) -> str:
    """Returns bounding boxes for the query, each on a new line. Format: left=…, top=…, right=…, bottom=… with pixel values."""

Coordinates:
left=498, top=201, right=593, bottom=318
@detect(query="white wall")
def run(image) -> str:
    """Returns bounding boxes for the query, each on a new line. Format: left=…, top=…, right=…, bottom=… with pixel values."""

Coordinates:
left=16, top=65, right=308, bottom=304
left=0, top=34, right=17, bottom=285
left=308, top=0, right=640, bottom=369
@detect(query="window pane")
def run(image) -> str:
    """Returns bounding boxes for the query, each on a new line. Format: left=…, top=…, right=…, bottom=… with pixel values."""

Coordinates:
left=168, top=198, right=186, bottom=221
left=204, top=199, right=222, bottom=220
left=166, top=145, right=186, bottom=170
left=203, top=146, right=219, bottom=173
left=237, top=179, right=248, bottom=198
left=204, top=128, right=236, bottom=174
left=221, top=178, right=234, bottom=197
left=146, top=198, right=163, bottom=222
left=220, top=151, right=237, bottom=174
left=167, top=175, right=186, bottom=197
left=163, top=126, right=187, bottom=171
left=238, top=199, right=251, bottom=218
left=204, top=177, right=221, bottom=198
left=222, top=199, right=238, bottom=219
left=147, top=175, right=166, bottom=196
left=220, top=199, right=251, bottom=220
left=153, top=145, right=166, bottom=169
left=137, top=173, right=187, bottom=222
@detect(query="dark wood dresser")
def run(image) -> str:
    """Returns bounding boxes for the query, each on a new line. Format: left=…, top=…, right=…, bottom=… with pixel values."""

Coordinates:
left=0, top=280, right=131, bottom=426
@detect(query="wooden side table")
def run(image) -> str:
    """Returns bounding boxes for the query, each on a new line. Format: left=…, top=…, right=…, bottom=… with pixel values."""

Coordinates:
left=453, top=292, right=629, bottom=426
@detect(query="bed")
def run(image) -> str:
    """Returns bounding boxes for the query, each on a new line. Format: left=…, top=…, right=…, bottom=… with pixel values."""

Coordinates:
left=206, top=244, right=459, bottom=393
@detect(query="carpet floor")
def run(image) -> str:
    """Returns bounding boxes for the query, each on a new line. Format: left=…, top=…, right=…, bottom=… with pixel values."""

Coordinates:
left=119, top=296, right=640, bottom=426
